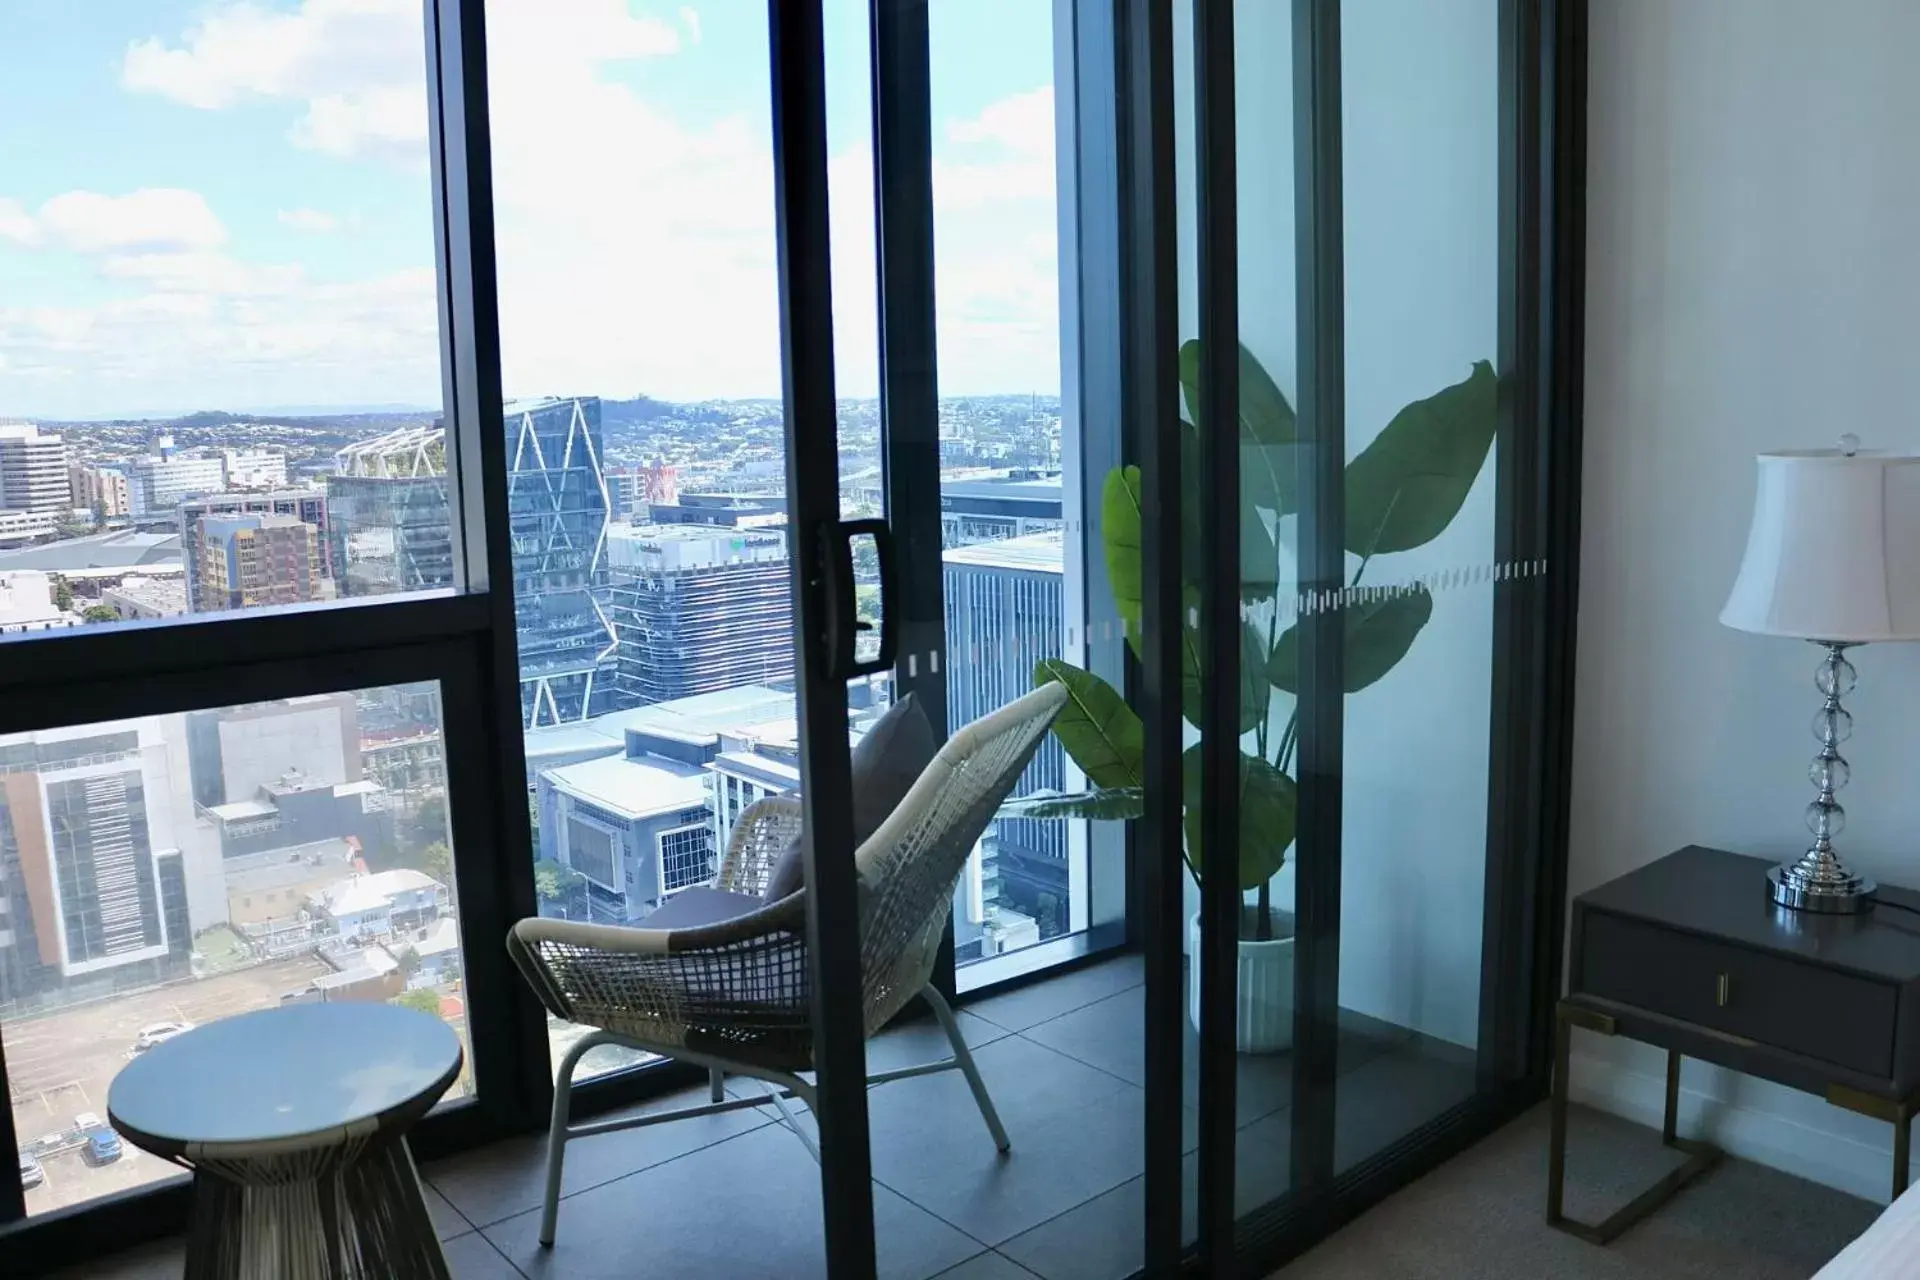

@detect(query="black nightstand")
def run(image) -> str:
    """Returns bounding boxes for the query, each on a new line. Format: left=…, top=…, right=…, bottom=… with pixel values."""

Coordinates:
left=1550, top=845, right=1920, bottom=1243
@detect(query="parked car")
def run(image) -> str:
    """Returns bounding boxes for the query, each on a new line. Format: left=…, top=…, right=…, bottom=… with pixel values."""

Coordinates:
left=83, top=1130, right=121, bottom=1166
left=71, top=1112, right=102, bottom=1134
left=19, top=1151, right=43, bottom=1190
left=131, top=1020, right=194, bottom=1053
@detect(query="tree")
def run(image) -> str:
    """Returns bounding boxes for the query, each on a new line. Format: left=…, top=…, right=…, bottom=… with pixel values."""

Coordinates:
left=51, top=577, right=73, bottom=612
left=81, top=604, right=119, bottom=624
left=420, top=841, right=452, bottom=888
left=533, top=857, right=583, bottom=904
left=393, top=988, right=440, bottom=1017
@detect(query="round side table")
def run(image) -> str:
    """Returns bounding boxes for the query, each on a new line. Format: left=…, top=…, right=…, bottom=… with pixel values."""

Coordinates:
left=108, top=1002, right=463, bottom=1280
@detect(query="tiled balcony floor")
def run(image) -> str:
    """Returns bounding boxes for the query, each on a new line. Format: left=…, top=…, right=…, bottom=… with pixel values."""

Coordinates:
left=66, top=953, right=1477, bottom=1280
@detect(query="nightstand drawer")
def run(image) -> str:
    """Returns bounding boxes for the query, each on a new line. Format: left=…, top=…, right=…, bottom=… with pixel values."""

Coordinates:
left=1579, top=910, right=1897, bottom=1078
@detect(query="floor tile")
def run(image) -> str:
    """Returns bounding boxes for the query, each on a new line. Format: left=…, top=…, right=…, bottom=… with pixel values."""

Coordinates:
left=1021, top=988, right=1414, bottom=1129
left=997, top=1107, right=1292, bottom=1280
left=50, top=1238, right=183, bottom=1280
left=931, top=1250, right=1044, bottom=1279
left=426, top=1077, right=774, bottom=1228
left=864, top=1036, right=1146, bottom=1245
left=964, top=955, right=1144, bottom=1033
left=866, top=1008, right=1010, bottom=1075
left=424, top=1179, right=475, bottom=1241
left=444, top=1231, right=524, bottom=1279
left=485, top=1123, right=980, bottom=1280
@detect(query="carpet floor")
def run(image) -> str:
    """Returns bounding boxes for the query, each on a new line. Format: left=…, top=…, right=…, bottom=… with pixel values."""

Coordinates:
left=1276, top=1103, right=1882, bottom=1280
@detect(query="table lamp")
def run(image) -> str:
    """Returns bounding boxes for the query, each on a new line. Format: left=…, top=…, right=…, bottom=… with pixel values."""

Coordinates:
left=1721, top=442, right=1920, bottom=913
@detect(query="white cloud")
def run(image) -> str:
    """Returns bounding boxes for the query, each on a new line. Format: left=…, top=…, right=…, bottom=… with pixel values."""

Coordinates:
left=680, top=6, right=702, bottom=45
left=0, top=198, right=40, bottom=246
left=278, top=207, right=341, bottom=233
left=122, top=0, right=679, bottom=164
left=37, top=189, right=228, bottom=255
left=6, top=3, right=1060, bottom=415
left=947, top=87, right=1055, bottom=156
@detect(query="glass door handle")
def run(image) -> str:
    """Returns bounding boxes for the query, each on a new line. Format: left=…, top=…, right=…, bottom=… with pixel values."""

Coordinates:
left=826, top=517, right=898, bottom=680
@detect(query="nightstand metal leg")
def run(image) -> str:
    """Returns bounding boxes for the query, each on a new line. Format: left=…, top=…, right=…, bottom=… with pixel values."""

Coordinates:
left=1546, top=1001, right=1723, bottom=1246
left=1895, top=1105, right=1911, bottom=1200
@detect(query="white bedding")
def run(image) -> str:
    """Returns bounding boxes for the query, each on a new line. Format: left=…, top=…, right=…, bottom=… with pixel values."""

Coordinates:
left=1815, top=1185, right=1920, bottom=1278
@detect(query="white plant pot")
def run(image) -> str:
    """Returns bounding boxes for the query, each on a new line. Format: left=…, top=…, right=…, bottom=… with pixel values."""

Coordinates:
left=1188, top=908, right=1295, bottom=1054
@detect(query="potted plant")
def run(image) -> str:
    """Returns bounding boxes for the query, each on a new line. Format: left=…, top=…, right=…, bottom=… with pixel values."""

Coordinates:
left=1005, top=340, right=1496, bottom=1052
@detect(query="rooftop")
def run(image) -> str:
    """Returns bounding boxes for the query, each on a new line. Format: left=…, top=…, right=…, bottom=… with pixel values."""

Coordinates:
left=942, top=529, right=1065, bottom=574
left=523, top=685, right=796, bottom=770
left=939, top=474, right=1064, bottom=503
left=545, top=750, right=710, bottom=821
left=312, top=868, right=444, bottom=917
left=0, top=530, right=180, bottom=573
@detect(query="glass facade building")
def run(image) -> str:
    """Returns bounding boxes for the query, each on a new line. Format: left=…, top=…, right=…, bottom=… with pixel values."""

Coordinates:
left=505, top=398, right=617, bottom=727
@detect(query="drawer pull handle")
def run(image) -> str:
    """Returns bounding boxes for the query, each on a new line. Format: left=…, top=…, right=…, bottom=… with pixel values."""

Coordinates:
left=1716, top=973, right=1730, bottom=1007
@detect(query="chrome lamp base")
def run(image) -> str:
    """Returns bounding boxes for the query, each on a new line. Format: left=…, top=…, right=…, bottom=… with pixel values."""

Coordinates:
left=1770, top=641, right=1878, bottom=915
left=1768, top=861, right=1876, bottom=914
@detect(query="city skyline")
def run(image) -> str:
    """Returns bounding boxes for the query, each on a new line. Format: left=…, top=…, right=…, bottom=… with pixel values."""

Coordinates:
left=0, top=0, right=1064, bottom=421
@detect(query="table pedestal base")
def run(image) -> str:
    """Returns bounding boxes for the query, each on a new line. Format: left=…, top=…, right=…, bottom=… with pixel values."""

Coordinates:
left=184, top=1138, right=449, bottom=1280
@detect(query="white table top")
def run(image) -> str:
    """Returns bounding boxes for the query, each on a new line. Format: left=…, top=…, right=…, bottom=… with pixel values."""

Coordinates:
left=109, top=1003, right=462, bottom=1150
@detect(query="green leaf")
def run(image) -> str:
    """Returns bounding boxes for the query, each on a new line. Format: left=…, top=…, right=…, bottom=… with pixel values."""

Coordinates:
left=1267, top=585, right=1435, bottom=695
left=1180, top=339, right=1298, bottom=518
left=1181, top=747, right=1297, bottom=890
left=1177, top=592, right=1269, bottom=734
left=997, top=788, right=1144, bottom=822
left=1033, top=659, right=1144, bottom=790
left=1345, top=360, right=1499, bottom=557
left=1100, top=464, right=1144, bottom=639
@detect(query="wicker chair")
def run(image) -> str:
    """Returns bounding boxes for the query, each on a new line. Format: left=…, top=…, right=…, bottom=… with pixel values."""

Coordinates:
left=507, top=682, right=1069, bottom=1247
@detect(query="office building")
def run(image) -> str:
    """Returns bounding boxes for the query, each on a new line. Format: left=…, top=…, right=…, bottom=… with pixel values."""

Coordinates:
left=184, top=693, right=361, bottom=810
left=179, top=489, right=331, bottom=604
left=943, top=531, right=1068, bottom=942
left=938, top=473, right=1063, bottom=546
left=192, top=513, right=320, bottom=612
left=127, top=438, right=226, bottom=518
left=537, top=743, right=712, bottom=925
left=327, top=425, right=454, bottom=598
left=99, top=574, right=188, bottom=620
left=0, top=720, right=214, bottom=1003
left=0, top=509, right=62, bottom=544
left=220, top=448, right=289, bottom=491
left=505, top=397, right=618, bottom=727
left=605, top=523, right=793, bottom=707
left=0, top=424, right=72, bottom=513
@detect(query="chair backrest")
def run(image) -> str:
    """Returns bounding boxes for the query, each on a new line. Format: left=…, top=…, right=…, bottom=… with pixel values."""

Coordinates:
left=852, top=681, right=1069, bottom=1031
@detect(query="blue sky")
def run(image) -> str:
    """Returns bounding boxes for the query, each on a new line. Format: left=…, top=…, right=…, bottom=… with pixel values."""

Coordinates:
left=0, top=0, right=1062, bottom=420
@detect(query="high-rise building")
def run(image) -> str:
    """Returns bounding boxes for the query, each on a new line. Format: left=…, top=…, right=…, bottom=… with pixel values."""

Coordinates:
left=0, top=721, right=208, bottom=1002
left=0, top=424, right=72, bottom=513
left=943, top=530, right=1068, bottom=942
left=328, top=407, right=617, bottom=728
left=127, top=438, right=226, bottom=518
left=73, top=465, right=131, bottom=519
left=604, top=523, right=794, bottom=707
left=179, top=489, right=331, bottom=605
left=192, top=513, right=319, bottom=612
left=220, top=448, right=289, bottom=491
left=506, top=397, right=617, bottom=727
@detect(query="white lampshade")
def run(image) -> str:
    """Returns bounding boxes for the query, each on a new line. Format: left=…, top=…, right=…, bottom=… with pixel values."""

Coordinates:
left=1722, top=449, right=1920, bottom=642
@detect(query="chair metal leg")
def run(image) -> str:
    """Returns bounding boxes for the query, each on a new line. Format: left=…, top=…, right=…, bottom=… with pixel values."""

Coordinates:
left=923, top=984, right=1009, bottom=1153
left=709, top=1068, right=725, bottom=1104
left=764, top=1076, right=822, bottom=1163
left=541, top=1032, right=617, bottom=1248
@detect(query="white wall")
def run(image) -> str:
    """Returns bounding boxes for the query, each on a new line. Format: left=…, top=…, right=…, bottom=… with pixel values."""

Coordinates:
left=1575, top=0, right=1920, bottom=1203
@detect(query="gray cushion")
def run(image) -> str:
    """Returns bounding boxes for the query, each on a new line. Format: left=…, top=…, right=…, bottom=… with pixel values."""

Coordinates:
left=637, top=886, right=767, bottom=931
left=761, top=693, right=937, bottom=902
